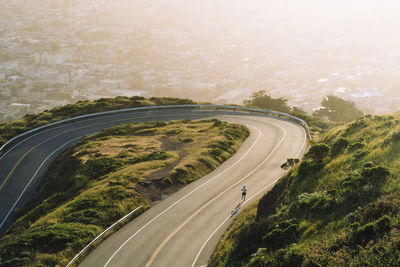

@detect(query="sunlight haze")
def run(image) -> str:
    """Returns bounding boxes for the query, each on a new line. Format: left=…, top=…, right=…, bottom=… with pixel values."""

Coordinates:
left=1, top=0, right=400, bottom=120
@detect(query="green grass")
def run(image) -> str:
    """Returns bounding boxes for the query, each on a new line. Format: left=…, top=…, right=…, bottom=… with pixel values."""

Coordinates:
left=0, top=96, right=335, bottom=155
left=0, top=96, right=195, bottom=150
left=210, top=112, right=400, bottom=266
left=0, top=119, right=249, bottom=266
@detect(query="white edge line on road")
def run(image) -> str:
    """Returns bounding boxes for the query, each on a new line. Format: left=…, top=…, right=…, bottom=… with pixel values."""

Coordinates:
left=103, top=126, right=263, bottom=267
left=296, top=130, right=308, bottom=158
left=0, top=115, right=117, bottom=161
left=0, top=137, right=81, bottom=230
left=144, top=120, right=287, bottom=267
left=191, top=179, right=279, bottom=267
left=191, top=128, right=308, bottom=267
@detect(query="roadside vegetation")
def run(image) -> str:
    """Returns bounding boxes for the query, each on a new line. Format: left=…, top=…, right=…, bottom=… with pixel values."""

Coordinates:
left=0, top=119, right=249, bottom=266
left=243, top=90, right=338, bottom=138
left=313, top=95, right=364, bottom=123
left=0, top=96, right=195, bottom=149
left=210, top=112, right=400, bottom=266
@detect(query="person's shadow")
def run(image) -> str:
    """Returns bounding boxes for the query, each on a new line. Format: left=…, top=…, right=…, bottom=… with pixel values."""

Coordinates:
left=230, top=202, right=242, bottom=218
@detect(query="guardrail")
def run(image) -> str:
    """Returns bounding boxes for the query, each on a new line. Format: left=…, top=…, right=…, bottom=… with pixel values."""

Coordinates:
left=66, top=205, right=143, bottom=267
left=0, top=105, right=311, bottom=153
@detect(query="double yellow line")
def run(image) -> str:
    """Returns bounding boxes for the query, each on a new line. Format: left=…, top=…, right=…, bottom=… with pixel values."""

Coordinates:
left=0, top=117, right=144, bottom=193
left=145, top=120, right=287, bottom=267
left=0, top=112, right=208, bottom=194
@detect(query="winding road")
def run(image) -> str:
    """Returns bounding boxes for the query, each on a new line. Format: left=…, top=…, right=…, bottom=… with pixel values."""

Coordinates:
left=0, top=108, right=307, bottom=266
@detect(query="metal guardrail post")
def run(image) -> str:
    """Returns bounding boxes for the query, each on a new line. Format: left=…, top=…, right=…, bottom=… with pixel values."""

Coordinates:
left=66, top=205, right=143, bottom=267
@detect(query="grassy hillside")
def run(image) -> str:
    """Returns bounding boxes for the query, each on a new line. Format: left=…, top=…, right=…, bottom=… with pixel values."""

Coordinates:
left=0, top=96, right=195, bottom=149
left=0, top=95, right=332, bottom=153
left=210, top=112, right=400, bottom=266
left=0, top=119, right=249, bottom=266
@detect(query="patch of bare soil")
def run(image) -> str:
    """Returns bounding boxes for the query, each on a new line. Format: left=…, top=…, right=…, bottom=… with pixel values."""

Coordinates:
left=144, top=156, right=182, bottom=181
left=161, top=137, right=184, bottom=151
left=137, top=138, right=188, bottom=202
left=136, top=179, right=184, bottom=203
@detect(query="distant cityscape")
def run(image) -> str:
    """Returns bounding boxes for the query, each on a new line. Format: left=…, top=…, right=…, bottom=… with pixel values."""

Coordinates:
left=1, top=0, right=400, bottom=121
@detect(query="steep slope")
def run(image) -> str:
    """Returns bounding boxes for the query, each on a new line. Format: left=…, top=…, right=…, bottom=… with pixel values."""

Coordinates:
left=211, top=112, right=400, bottom=266
left=0, top=119, right=249, bottom=266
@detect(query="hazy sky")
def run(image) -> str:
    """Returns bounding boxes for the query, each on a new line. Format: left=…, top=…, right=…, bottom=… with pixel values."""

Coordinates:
left=3, top=0, right=400, bottom=117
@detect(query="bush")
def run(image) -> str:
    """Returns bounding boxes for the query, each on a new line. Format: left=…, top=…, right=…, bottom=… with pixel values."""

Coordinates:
left=331, top=137, right=349, bottom=156
left=64, top=208, right=102, bottom=224
left=28, top=223, right=99, bottom=253
left=262, top=219, right=299, bottom=250
left=347, top=142, right=365, bottom=152
left=248, top=248, right=269, bottom=266
left=83, top=157, right=124, bottom=179
left=353, top=149, right=370, bottom=160
left=289, top=191, right=335, bottom=218
left=105, top=186, right=130, bottom=200
left=305, top=144, right=330, bottom=162
left=383, top=130, right=400, bottom=146
left=172, top=168, right=190, bottom=183
left=275, top=246, right=305, bottom=267
left=350, top=223, right=376, bottom=245
left=198, top=157, right=215, bottom=169
left=68, top=196, right=100, bottom=211
left=297, top=160, right=325, bottom=177
left=357, top=200, right=396, bottom=224
left=349, top=215, right=391, bottom=245
left=209, top=148, right=223, bottom=162
left=361, top=165, right=390, bottom=185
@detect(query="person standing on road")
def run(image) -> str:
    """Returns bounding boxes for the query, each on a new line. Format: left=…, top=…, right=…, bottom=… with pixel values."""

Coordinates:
left=241, top=185, right=247, bottom=201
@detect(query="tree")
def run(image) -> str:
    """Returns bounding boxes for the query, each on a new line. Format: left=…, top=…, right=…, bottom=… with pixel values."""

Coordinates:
left=244, top=90, right=290, bottom=113
left=291, top=106, right=307, bottom=115
left=313, top=95, right=363, bottom=122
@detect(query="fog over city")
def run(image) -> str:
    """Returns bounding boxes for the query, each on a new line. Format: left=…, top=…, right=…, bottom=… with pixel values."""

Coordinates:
left=1, top=0, right=400, bottom=121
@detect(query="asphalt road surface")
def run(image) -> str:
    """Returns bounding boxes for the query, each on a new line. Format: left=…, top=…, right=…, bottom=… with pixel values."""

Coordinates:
left=0, top=108, right=307, bottom=266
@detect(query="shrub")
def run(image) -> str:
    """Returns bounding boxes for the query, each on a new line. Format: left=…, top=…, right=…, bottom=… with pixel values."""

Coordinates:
left=63, top=208, right=102, bottom=224
left=297, top=160, right=325, bottom=177
left=331, top=137, right=349, bottom=156
left=276, top=245, right=305, bottom=267
left=290, top=191, right=335, bottom=218
left=172, top=168, right=190, bottom=183
left=223, top=125, right=250, bottom=141
left=262, top=219, right=299, bottom=250
left=353, top=149, right=370, bottom=160
left=83, top=157, right=124, bottom=179
left=383, top=130, right=400, bottom=146
left=28, top=223, right=99, bottom=253
left=349, top=215, right=391, bottom=245
left=349, top=222, right=376, bottom=245
left=305, top=144, right=330, bottom=162
left=105, top=186, right=130, bottom=200
left=198, top=157, right=215, bottom=169
left=347, top=142, right=365, bottom=152
left=248, top=248, right=269, bottom=266
left=209, top=148, right=223, bottom=162
left=361, top=165, right=390, bottom=185
left=68, top=196, right=100, bottom=212
left=358, top=200, right=396, bottom=224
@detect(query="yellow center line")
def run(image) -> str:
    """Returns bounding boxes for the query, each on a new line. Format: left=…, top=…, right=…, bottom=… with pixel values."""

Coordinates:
left=145, top=120, right=287, bottom=267
left=0, top=116, right=151, bottom=192
left=0, top=112, right=216, bottom=194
